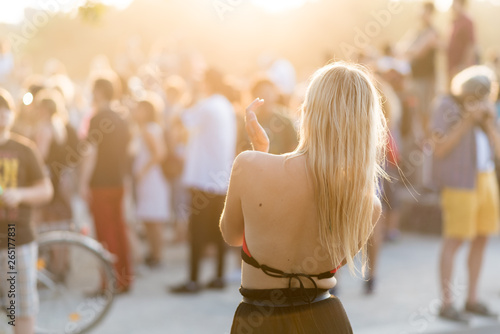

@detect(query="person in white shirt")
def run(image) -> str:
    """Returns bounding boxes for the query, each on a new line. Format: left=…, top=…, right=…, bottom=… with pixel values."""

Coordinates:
left=170, top=68, right=236, bottom=293
left=267, top=58, right=296, bottom=97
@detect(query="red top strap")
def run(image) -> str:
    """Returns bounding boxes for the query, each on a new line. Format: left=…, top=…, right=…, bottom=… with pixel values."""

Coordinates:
left=330, top=264, right=342, bottom=274
left=387, top=132, right=399, bottom=166
left=242, top=232, right=252, bottom=257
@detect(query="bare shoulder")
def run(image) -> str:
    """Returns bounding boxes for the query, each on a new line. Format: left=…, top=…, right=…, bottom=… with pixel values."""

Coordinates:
left=236, top=150, right=268, bottom=162
left=234, top=151, right=280, bottom=169
left=232, top=151, right=283, bottom=182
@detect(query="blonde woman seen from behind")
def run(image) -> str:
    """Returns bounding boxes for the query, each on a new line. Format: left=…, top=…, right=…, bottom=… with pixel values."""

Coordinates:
left=220, top=62, right=387, bottom=333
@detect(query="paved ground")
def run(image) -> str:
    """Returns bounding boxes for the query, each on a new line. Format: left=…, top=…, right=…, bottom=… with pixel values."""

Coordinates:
left=1, top=231, right=499, bottom=333
left=78, top=234, right=500, bottom=333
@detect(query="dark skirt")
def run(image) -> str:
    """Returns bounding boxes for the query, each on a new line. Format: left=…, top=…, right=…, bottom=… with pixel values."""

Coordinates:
left=231, top=287, right=353, bottom=334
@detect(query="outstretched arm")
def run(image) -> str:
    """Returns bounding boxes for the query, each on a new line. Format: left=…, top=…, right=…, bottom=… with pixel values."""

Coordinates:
left=1, top=178, right=53, bottom=208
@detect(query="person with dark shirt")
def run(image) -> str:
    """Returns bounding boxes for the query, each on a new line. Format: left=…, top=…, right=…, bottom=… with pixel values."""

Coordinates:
left=33, top=89, right=79, bottom=225
left=250, top=78, right=298, bottom=155
left=447, top=0, right=477, bottom=86
left=0, top=88, right=53, bottom=334
left=79, top=77, right=133, bottom=293
left=31, top=89, right=79, bottom=283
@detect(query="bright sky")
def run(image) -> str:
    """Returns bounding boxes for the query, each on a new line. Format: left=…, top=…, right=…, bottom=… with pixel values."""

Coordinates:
left=0, top=0, right=134, bottom=24
left=434, top=0, right=453, bottom=12
left=0, top=1, right=34, bottom=24
left=0, top=0, right=460, bottom=24
left=251, top=0, right=316, bottom=13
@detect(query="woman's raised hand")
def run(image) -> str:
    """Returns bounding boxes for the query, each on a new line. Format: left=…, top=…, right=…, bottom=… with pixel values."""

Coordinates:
left=245, top=98, right=270, bottom=153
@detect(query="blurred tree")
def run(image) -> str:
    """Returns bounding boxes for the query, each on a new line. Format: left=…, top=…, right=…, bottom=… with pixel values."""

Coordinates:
left=79, top=1, right=108, bottom=24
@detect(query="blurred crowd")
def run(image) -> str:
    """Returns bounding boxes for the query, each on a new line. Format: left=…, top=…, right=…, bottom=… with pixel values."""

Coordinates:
left=1, top=0, right=500, bottom=331
left=0, top=27, right=302, bottom=296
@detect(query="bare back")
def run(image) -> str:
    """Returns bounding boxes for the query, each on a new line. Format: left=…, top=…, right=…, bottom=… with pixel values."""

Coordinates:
left=238, top=151, right=338, bottom=290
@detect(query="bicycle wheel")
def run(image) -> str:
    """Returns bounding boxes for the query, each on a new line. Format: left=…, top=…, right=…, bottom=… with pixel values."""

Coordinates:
left=36, top=231, right=116, bottom=334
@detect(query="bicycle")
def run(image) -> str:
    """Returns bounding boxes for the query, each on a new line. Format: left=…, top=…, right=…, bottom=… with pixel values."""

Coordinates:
left=34, top=221, right=116, bottom=334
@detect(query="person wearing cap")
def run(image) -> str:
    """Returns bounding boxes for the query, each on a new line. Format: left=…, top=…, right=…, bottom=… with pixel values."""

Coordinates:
left=432, top=66, right=500, bottom=322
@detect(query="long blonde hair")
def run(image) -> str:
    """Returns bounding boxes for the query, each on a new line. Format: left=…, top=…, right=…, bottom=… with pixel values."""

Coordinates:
left=291, top=62, right=387, bottom=275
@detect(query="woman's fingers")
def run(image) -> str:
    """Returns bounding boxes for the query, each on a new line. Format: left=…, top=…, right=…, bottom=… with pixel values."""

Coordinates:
left=245, top=98, right=269, bottom=152
left=246, top=98, right=265, bottom=114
